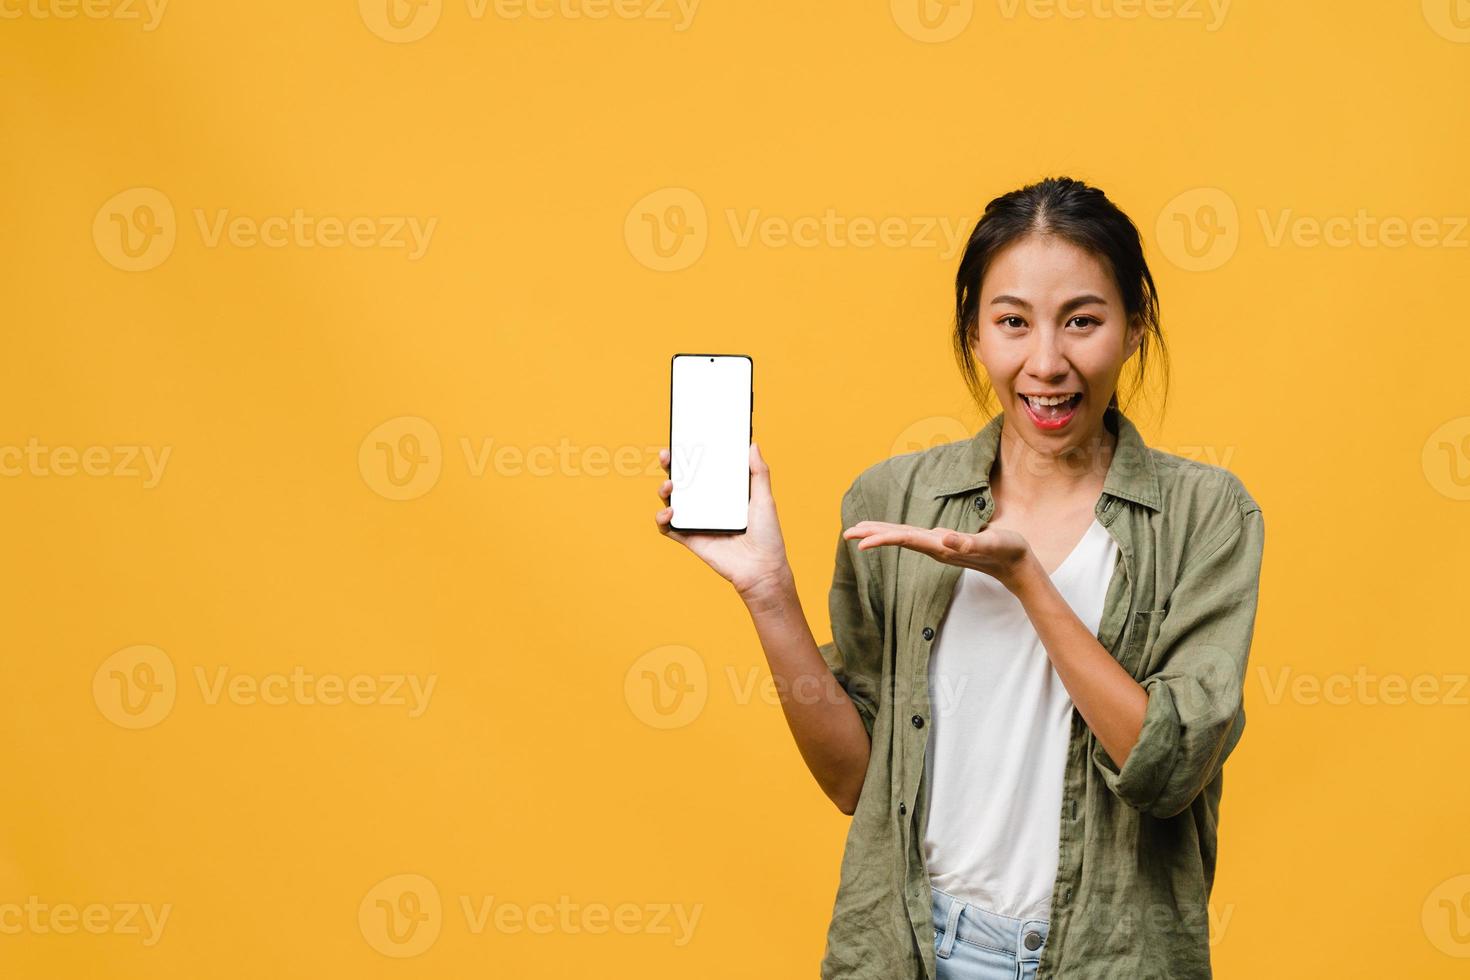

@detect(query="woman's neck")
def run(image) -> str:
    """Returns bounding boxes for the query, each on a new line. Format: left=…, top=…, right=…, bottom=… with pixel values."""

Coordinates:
left=991, top=417, right=1117, bottom=511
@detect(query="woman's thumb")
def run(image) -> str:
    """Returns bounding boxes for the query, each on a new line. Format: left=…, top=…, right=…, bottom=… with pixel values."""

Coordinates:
left=749, top=441, right=771, bottom=494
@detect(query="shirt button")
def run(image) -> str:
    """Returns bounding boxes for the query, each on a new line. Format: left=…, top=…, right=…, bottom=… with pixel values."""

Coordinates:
left=898, top=801, right=907, bottom=815
left=911, top=714, right=925, bottom=729
left=922, top=626, right=935, bottom=640
left=1024, top=930, right=1042, bottom=950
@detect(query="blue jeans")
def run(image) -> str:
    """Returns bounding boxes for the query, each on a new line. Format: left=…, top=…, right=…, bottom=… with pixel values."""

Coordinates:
left=931, top=885, right=1051, bottom=980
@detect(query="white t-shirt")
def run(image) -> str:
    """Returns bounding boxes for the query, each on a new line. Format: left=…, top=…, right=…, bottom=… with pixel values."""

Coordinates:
left=922, top=516, right=1119, bottom=921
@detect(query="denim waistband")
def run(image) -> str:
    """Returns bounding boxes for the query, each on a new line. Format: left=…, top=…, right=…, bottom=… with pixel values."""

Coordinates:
left=930, top=885, right=1050, bottom=962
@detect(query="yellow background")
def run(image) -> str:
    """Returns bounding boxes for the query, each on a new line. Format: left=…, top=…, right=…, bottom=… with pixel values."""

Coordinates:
left=3, top=0, right=1469, bottom=976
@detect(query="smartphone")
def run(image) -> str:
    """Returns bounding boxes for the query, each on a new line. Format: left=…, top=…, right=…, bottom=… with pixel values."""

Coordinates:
left=668, top=353, right=753, bottom=533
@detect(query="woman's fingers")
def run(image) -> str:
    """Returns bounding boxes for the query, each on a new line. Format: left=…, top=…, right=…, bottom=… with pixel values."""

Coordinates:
left=844, top=521, right=959, bottom=559
left=657, top=447, right=671, bottom=511
left=846, top=522, right=921, bottom=551
left=655, top=504, right=688, bottom=544
left=655, top=448, right=689, bottom=545
left=839, top=521, right=1017, bottom=578
left=654, top=448, right=671, bottom=531
left=844, top=520, right=918, bottom=541
left=654, top=449, right=697, bottom=549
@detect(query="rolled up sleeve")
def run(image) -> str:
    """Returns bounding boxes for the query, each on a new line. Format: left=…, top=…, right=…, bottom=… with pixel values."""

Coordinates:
left=1093, top=504, right=1265, bottom=818
left=816, top=476, right=886, bottom=741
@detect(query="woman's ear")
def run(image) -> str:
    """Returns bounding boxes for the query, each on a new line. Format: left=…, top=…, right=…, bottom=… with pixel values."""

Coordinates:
left=1125, top=315, right=1146, bottom=360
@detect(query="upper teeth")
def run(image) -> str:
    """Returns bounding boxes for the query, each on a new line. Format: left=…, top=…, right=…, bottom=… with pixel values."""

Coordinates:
left=1026, top=394, right=1076, bottom=406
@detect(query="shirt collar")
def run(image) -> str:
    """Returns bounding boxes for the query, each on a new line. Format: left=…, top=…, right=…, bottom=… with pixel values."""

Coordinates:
left=927, top=403, right=1162, bottom=512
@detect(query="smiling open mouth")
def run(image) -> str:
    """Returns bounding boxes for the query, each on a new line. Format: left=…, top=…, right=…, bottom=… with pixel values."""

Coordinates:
left=1019, top=393, right=1082, bottom=428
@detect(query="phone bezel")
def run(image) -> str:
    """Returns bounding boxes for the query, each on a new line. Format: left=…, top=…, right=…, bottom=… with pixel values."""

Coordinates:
left=667, top=352, right=753, bottom=534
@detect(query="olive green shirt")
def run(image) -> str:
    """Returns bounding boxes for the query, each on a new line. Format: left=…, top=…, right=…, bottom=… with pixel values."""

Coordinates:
left=816, top=404, right=1265, bottom=979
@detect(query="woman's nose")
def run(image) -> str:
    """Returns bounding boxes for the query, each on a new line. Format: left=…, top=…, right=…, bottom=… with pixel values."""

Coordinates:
left=1025, top=332, right=1068, bottom=378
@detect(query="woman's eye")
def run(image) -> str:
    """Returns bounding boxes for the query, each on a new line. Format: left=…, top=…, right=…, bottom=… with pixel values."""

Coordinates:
left=999, top=316, right=1025, bottom=329
left=1068, top=315, right=1099, bottom=329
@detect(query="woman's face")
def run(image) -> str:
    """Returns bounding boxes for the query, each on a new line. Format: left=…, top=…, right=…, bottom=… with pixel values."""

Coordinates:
left=970, top=232, right=1144, bottom=457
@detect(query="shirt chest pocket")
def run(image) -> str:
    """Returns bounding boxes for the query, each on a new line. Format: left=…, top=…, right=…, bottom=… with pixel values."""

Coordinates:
left=1120, top=606, right=1168, bottom=677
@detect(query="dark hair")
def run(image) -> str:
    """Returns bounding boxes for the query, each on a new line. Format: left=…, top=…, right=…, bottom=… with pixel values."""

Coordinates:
left=952, top=176, right=1169, bottom=420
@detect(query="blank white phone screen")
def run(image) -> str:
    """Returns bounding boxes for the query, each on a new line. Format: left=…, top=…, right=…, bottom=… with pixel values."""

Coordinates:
left=669, top=354, right=751, bottom=532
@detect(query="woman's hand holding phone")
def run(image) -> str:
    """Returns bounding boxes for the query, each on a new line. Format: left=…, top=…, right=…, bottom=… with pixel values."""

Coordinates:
left=656, top=441, right=792, bottom=602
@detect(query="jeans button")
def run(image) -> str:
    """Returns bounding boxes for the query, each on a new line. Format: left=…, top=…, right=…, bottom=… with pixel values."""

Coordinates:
left=1024, top=930, right=1042, bottom=950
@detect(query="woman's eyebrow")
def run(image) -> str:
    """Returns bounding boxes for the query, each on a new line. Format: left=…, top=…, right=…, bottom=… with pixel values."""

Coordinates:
left=988, top=293, right=1110, bottom=314
left=1060, top=294, right=1109, bottom=314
